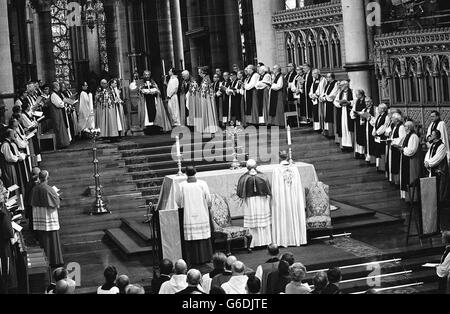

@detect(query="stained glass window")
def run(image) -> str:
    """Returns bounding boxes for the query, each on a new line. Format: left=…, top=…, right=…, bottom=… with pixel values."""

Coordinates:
left=51, top=0, right=73, bottom=83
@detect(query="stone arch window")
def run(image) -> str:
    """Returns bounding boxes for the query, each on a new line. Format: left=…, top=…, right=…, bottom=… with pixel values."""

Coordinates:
left=330, top=29, right=342, bottom=69
left=307, top=31, right=317, bottom=68
left=296, top=32, right=307, bottom=66
left=440, top=55, right=450, bottom=103
left=318, top=29, right=330, bottom=69
left=423, top=56, right=436, bottom=104
left=286, top=33, right=295, bottom=65
left=391, top=58, right=404, bottom=104
left=406, top=57, right=420, bottom=103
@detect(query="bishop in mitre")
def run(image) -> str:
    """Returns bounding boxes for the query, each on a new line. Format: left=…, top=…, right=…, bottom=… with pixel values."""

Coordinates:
left=271, top=151, right=307, bottom=247
left=237, top=159, right=272, bottom=248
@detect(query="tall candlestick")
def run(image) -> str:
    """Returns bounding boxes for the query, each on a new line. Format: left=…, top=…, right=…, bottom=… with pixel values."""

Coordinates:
left=175, top=136, right=181, bottom=156
left=287, top=126, right=292, bottom=146
left=162, top=59, right=166, bottom=76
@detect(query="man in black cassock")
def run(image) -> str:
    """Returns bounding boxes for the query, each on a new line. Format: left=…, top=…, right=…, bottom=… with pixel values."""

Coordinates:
left=236, top=159, right=271, bottom=249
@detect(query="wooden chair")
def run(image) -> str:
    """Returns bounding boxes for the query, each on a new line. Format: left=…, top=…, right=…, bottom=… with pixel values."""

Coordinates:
left=284, top=101, right=300, bottom=128
left=38, top=123, right=56, bottom=151
left=210, top=194, right=252, bottom=256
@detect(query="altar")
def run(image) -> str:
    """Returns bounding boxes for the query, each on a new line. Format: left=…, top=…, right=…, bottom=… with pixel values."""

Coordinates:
left=157, top=162, right=319, bottom=261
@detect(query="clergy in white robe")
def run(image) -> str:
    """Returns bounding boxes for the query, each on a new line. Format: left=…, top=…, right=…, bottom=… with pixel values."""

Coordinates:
left=425, top=129, right=449, bottom=202
left=167, top=70, right=181, bottom=127
left=78, top=84, right=95, bottom=132
left=426, top=111, right=450, bottom=162
left=320, top=73, right=339, bottom=137
left=398, top=121, right=422, bottom=201
left=271, top=151, right=307, bottom=247
left=237, top=160, right=271, bottom=248
left=385, top=113, right=406, bottom=185
left=333, top=81, right=354, bottom=150
left=309, top=69, right=327, bottom=132
left=370, top=104, right=391, bottom=171
left=176, top=166, right=213, bottom=265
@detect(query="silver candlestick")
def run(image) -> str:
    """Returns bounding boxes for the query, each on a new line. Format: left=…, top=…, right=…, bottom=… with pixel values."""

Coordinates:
left=177, top=153, right=183, bottom=176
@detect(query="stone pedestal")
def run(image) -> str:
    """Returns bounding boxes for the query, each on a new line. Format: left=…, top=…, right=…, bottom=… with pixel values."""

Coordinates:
left=341, top=0, right=372, bottom=96
left=252, top=0, right=285, bottom=66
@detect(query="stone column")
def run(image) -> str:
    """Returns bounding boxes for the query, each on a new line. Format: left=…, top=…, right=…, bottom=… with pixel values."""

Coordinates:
left=170, top=0, right=184, bottom=70
left=206, top=0, right=228, bottom=71
left=157, top=0, right=174, bottom=71
left=0, top=0, right=16, bottom=122
left=224, top=0, right=243, bottom=69
left=186, top=0, right=201, bottom=72
left=252, top=0, right=285, bottom=66
left=341, top=0, right=372, bottom=96
left=33, top=0, right=55, bottom=83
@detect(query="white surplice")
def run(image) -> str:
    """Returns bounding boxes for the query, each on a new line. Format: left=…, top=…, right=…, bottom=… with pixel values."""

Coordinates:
left=167, top=76, right=181, bottom=126
left=176, top=179, right=211, bottom=241
left=271, top=161, right=307, bottom=247
left=243, top=196, right=272, bottom=248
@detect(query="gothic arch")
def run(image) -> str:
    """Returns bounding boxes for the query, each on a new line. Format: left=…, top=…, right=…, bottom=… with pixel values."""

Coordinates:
left=423, top=56, right=436, bottom=104
left=440, top=55, right=450, bottom=102
left=330, top=27, right=342, bottom=69
left=285, top=32, right=295, bottom=65
left=306, top=29, right=318, bottom=69
left=391, top=58, right=404, bottom=104
left=296, top=30, right=307, bottom=66
left=317, top=27, right=330, bottom=69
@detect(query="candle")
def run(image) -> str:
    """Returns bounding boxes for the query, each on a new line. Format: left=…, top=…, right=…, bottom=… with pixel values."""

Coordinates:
left=175, top=136, right=181, bottom=156
left=118, top=62, right=122, bottom=79
left=287, top=126, right=292, bottom=146
left=162, top=59, right=166, bottom=76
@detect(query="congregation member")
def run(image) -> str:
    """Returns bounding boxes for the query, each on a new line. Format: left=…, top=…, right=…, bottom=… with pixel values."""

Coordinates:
left=198, top=67, right=219, bottom=134
left=151, top=258, right=173, bottom=294
left=246, top=273, right=261, bottom=294
left=201, top=253, right=227, bottom=294
left=371, top=103, right=391, bottom=171
left=159, top=259, right=188, bottom=294
left=221, top=261, right=248, bottom=294
left=302, top=64, right=314, bottom=124
left=320, top=73, right=339, bottom=138
left=285, top=63, right=298, bottom=109
left=1, top=129, right=27, bottom=193
left=97, top=265, right=119, bottom=294
left=285, top=263, right=311, bottom=294
left=176, top=269, right=205, bottom=295
left=322, top=267, right=342, bottom=294
left=334, top=80, right=354, bottom=151
left=398, top=121, right=422, bottom=202
left=45, top=267, right=75, bottom=294
left=255, top=244, right=280, bottom=293
left=268, top=65, right=285, bottom=127
left=110, top=78, right=127, bottom=136
left=255, top=66, right=271, bottom=125
left=78, top=81, right=95, bottom=134
left=271, top=151, right=307, bottom=247
left=167, top=68, right=181, bottom=127
left=211, top=255, right=237, bottom=289
left=385, top=113, right=406, bottom=185
left=427, top=111, right=450, bottom=162
left=125, top=284, right=145, bottom=295
left=30, top=170, right=64, bottom=267
left=244, top=65, right=260, bottom=125
left=176, top=166, right=213, bottom=265
left=116, top=275, right=130, bottom=294
left=179, top=70, right=192, bottom=126
left=139, top=70, right=172, bottom=132
left=437, top=231, right=450, bottom=294
left=310, top=272, right=329, bottom=294
left=237, top=159, right=272, bottom=248
left=309, top=69, right=327, bottom=132
left=266, top=252, right=295, bottom=294
left=424, top=129, right=449, bottom=203
left=49, top=82, right=71, bottom=148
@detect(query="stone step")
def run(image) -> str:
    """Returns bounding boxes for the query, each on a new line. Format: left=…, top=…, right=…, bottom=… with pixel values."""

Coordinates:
left=105, top=227, right=154, bottom=256
left=121, top=218, right=154, bottom=242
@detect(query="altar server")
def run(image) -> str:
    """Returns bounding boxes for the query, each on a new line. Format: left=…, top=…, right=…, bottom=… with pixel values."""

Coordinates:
left=425, top=129, right=449, bottom=203
left=176, top=166, right=213, bottom=265
left=237, top=159, right=271, bottom=248
left=271, top=151, right=307, bottom=247
left=426, top=111, right=450, bottom=162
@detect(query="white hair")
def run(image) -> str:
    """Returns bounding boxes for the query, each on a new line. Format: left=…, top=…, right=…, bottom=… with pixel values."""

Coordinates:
left=182, top=70, right=190, bottom=76
left=392, top=113, right=402, bottom=121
